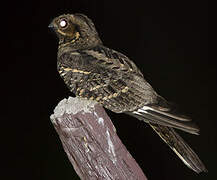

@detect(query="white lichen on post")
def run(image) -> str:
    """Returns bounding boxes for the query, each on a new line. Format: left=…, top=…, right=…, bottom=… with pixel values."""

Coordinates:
left=51, top=97, right=97, bottom=118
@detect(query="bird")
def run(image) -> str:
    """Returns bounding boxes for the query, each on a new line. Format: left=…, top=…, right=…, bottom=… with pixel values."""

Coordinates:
left=49, top=13, right=207, bottom=173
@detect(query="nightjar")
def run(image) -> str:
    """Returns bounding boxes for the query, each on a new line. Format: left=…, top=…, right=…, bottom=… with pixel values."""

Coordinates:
left=49, top=13, right=207, bottom=173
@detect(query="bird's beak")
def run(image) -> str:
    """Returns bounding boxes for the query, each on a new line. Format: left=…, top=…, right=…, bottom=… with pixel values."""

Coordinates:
left=48, top=22, right=54, bottom=29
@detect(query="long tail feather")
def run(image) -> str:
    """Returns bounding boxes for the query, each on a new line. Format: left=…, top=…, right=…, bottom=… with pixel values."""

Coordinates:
left=125, top=95, right=207, bottom=172
left=149, top=123, right=207, bottom=173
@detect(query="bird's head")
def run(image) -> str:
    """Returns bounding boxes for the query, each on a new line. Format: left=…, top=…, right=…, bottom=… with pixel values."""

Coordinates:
left=49, top=14, right=102, bottom=49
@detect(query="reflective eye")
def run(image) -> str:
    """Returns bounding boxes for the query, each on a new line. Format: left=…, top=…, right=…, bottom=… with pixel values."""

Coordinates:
left=59, top=19, right=67, bottom=28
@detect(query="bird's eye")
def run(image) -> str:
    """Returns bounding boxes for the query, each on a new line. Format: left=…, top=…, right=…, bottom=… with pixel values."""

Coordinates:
left=59, top=19, right=68, bottom=28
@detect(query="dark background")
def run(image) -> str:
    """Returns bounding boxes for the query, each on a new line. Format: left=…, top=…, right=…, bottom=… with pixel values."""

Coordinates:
left=3, top=0, right=214, bottom=180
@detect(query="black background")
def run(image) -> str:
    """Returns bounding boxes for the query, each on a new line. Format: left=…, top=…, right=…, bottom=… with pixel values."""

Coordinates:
left=3, top=0, right=214, bottom=180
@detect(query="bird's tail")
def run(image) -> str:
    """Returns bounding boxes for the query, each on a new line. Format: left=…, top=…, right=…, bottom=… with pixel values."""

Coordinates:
left=149, top=123, right=207, bottom=173
left=125, top=96, right=207, bottom=173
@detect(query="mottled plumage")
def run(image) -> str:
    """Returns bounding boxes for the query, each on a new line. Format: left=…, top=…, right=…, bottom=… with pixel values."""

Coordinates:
left=49, top=13, right=207, bottom=173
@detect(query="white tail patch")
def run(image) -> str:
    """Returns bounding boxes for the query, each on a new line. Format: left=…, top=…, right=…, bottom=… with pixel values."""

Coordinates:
left=133, top=106, right=153, bottom=115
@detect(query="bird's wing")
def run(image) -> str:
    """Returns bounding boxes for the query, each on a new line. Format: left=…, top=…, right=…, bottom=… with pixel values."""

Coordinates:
left=95, top=47, right=201, bottom=134
left=83, top=46, right=161, bottom=112
left=58, top=45, right=158, bottom=113
left=149, top=123, right=207, bottom=173
left=58, top=46, right=200, bottom=134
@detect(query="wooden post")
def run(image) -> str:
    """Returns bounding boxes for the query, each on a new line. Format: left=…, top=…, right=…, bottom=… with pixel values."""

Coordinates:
left=50, top=97, right=147, bottom=180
